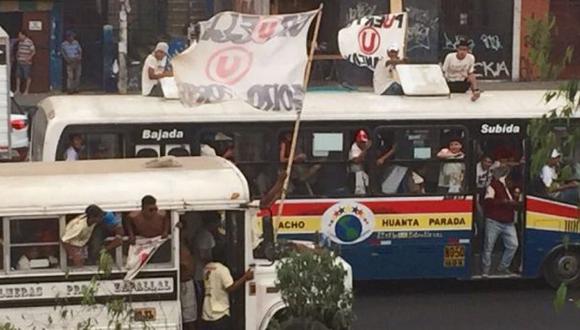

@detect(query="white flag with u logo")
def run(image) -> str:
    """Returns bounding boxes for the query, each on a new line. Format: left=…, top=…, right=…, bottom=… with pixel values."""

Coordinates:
left=173, top=10, right=319, bottom=111
left=338, top=12, right=408, bottom=70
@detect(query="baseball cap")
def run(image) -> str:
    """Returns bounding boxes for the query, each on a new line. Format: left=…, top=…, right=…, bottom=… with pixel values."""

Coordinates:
left=550, top=149, right=561, bottom=158
left=154, top=42, right=169, bottom=54
left=355, top=130, right=369, bottom=142
left=387, top=44, right=399, bottom=52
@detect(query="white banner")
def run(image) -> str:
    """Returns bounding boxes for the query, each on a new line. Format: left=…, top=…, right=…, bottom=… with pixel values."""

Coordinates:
left=338, top=12, right=408, bottom=71
left=173, top=10, right=319, bottom=111
left=125, top=236, right=167, bottom=281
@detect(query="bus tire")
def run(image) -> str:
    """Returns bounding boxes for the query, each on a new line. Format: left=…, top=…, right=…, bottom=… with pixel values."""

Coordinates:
left=265, top=308, right=290, bottom=330
left=543, top=248, right=580, bottom=288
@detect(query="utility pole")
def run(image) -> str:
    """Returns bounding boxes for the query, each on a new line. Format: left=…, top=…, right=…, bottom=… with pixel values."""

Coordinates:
left=118, top=0, right=131, bottom=94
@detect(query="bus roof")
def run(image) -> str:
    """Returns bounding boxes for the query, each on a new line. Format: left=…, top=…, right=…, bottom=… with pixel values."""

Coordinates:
left=37, top=90, right=576, bottom=125
left=0, top=157, right=249, bottom=216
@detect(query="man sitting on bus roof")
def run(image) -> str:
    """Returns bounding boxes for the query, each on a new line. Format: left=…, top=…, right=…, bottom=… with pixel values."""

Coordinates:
left=373, top=44, right=406, bottom=96
left=441, top=39, right=481, bottom=102
left=141, top=42, right=173, bottom=97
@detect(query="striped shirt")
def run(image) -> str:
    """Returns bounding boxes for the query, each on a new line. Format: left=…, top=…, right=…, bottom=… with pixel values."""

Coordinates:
left=17, top=38, right=35, bottom=64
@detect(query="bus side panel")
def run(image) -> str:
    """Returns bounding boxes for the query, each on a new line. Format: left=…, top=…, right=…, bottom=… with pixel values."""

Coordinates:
left=523, top=196, right=580, bottom=278
left=275, top=197, right=473, bottom=281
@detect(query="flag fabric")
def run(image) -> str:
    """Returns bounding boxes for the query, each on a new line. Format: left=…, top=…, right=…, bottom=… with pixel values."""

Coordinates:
left=173, top=10, right=319, bottom=111
left=338, top=12, right=408, bottom=71
left=124, top=236, right=167, bottom=281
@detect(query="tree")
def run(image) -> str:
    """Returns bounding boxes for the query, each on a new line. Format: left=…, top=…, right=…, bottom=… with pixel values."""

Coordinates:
left=272, top=248, right=354, bottom=330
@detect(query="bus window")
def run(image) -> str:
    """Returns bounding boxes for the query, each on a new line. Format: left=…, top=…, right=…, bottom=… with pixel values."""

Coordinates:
left=166, top=144, right=191, bottom=156
left=57, top=132, right=124, bottom=160
left=30, top=108, right=48, bottom=161
left=200, top=130, right=271, bottom=196
left=9, top=218, right=60, bottom=272
left=372, top=126, right=466, bottom=195
left=135, top=144, right=160, bottom=158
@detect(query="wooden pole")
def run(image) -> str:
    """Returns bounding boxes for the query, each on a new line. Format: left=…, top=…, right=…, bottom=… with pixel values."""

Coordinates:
left=275, top=5, right=324, bottom=236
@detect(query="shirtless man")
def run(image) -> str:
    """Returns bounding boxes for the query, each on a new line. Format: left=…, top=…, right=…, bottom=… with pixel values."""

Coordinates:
left=127, top=195, right=170, bottom=244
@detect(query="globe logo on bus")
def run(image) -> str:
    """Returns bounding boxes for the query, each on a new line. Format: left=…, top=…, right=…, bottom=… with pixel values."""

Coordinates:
left=322, top=201, right=374, bottom=245
left=335, top=214, right=363, bottom=242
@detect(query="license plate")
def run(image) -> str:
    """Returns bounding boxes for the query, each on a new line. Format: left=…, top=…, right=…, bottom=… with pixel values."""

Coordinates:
left=134, top=307, right=156, bottom=322
left=443, top=245, right=465, bottom=267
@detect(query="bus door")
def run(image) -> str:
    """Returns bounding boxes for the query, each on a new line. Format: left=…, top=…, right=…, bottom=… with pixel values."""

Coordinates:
left=132, top=124, right=192, bottom=158
left=471, top=120, right=526, bottom=276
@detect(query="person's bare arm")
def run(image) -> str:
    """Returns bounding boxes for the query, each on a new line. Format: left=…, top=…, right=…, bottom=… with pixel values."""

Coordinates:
left=376, top=145, right=396, bottom=166
left=225, top=269, right=254, bottom=294
left=148, top=67, right=171, bottom=80
left=104, top=225, right=124, bottom=251
left=162, top=213, right=170, bottom=239
left=126, top=214, right=136, bottom=245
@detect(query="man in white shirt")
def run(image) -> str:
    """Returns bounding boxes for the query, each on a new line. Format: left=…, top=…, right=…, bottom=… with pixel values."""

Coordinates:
left=373, top=44, right=405, bottom=95
left=141, top=42, right=173, bottom=96
left=201, top=247, right=253, bottom=330
left=541, top=149, right=578, bottom=203
left=441, top=39, right=480, bottom=101
left=349, top=130, right=372, bottom=195
left=64, top=134, right=83, bottom=161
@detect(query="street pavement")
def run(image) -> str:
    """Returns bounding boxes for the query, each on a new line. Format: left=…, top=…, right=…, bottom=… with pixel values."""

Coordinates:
left=352, top=279, right=580, bottom=330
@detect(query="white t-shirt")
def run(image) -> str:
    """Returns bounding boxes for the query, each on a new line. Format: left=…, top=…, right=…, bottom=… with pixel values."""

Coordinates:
left=541, top=165, right=558, bottom=188
left=200, top=144, right=217, bottom=156
left=194, top=229, right=216, bottom=281
left=475, top=161, right=500, bottom=189
left=202, top=262, right=234, bottom=321
left=65, top=146, right=79, bottom=161
left=141, top=54, right=168, bottom=96
left=349, top=142, right=365, bottom=172
left=373, top=58, right=399, bottom=95
left=442, top=53, right=475, bottom=81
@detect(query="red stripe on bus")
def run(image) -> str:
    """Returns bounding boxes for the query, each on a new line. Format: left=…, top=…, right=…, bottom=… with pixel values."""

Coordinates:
left=266, top=199, right=472, bottom=216
left=527, top=198, right=579, bottom=219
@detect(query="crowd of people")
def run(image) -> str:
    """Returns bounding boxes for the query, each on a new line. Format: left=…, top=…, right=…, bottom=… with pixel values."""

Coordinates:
left=58, top=195, right=252, bottom=330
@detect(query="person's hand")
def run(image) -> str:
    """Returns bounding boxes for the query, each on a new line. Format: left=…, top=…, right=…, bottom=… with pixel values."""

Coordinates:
left=245, top=269, right=254, bottom=281
left=471, top=90, right=481, bottom=102
left=161, top=233, right=169, bottom=239
left=128, top=236, right=136, bottom=245
left=376, top=158, right=385, bottom=166
left=295, top=153, right=306, bottom=162
left=364, top=140, right=373, bottom=150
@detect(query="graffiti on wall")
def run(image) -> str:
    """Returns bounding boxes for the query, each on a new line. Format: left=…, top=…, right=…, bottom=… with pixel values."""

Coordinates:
left=346, top=2, right=377, bottom=22
left=406, top=6, right=439, bottom=51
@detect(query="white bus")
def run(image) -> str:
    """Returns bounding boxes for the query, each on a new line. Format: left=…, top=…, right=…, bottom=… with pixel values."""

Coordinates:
left=28, top=91, right=580, bottom=285
left=0, top=157, right=342, bottom=329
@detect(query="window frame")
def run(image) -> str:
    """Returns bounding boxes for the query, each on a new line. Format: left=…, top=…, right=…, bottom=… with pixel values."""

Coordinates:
left=372, top=124, right=472, bottom=196
left=3, top=215, right=65, bottom=274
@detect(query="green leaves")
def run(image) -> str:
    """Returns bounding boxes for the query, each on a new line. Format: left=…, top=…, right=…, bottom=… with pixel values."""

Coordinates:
left=275, top=249, right=354, bottom=329
left=554, top=283, right=568, bottom=312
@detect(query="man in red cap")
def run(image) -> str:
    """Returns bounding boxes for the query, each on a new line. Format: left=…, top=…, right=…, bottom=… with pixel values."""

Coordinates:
left=349, top=130, right=372, bottom=195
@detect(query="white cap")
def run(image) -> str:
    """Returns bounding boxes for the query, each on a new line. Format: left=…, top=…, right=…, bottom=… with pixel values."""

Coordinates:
left=387, top=44, right=399, bottom=52
left=154, top=42, right=169, bottom=54
left=550, top=149, right=561, bottom=158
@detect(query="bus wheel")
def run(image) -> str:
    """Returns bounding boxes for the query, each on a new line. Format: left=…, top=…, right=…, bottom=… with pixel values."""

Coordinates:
left=544, top=249, right=580, bottom=288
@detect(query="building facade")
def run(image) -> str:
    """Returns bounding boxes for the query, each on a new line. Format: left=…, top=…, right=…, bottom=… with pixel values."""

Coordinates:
left=1, top=0, right=577, bottom=92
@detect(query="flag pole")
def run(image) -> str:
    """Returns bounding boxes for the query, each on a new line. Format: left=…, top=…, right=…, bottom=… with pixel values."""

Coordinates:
left=275, top=4, right=324, bottom=237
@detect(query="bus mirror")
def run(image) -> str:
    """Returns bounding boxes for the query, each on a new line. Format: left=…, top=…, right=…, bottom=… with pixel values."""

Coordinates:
left=262, top=215, right=275, bottom=262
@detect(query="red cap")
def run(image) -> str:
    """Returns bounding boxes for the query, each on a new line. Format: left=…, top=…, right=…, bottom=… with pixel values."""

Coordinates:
left=356, top=130, right=369, bottom=142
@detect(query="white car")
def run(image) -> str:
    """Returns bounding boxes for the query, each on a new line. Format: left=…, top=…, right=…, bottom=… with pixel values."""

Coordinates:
left=0, top=113, right=29, bottom=161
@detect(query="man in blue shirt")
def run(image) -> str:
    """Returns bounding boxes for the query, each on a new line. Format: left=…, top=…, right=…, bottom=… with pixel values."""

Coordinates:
left=85, top=204, right=124, bottom=263
left=61, top=31, right=82, bottom=94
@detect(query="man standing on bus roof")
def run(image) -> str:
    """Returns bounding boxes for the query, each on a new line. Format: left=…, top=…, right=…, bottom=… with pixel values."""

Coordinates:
left=373, top=44, right=406, bottom=96
left=127, top=195, right=170, bottom=245
left=482, top=165, right=520, bottom=277
left=141, top=42, right=173, bottom=97
left=441, top=39, right=481, bottom=102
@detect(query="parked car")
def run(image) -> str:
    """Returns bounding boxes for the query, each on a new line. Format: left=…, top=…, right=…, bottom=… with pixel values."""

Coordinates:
left=0, top=97, right=30, bottom=161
